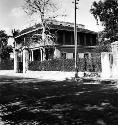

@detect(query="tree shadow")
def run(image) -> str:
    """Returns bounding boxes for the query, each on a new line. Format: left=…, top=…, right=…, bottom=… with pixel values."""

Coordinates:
left=0, top=76, right=118, bottom=124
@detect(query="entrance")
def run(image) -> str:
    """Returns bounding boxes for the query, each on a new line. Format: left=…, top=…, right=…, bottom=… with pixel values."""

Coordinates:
left=33, top=49, right=41, bottom=61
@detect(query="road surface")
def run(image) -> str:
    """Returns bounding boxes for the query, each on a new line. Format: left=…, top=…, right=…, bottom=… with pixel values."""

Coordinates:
left=0, top=75, right=118, bottom=125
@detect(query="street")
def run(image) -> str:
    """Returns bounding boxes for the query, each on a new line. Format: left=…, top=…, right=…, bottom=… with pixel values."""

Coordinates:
left=0, top=75, right=118, bottom=125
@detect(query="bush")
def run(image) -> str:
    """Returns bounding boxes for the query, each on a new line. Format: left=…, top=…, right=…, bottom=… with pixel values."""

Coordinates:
left=29, top=57, right=101, bottom=72
left=0, top=60, right=14, bottom=70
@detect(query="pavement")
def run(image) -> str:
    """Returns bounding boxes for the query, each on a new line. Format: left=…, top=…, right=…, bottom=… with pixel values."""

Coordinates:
left=0, top=70, right=85, bottom=81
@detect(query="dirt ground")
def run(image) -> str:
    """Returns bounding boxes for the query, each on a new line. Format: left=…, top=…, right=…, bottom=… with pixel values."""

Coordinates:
left=0, top=75, right=118, bottom=125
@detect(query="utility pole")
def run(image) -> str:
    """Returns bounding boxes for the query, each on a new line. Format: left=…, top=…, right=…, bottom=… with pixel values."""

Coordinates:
left=73, top=0, right=79, bottom=78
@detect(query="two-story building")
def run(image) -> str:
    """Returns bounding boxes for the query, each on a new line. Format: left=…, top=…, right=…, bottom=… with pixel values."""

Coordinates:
left=15, top=20, right=97, bottom=63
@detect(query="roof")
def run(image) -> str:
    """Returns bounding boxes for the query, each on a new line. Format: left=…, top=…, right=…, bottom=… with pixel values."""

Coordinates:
left=16, top=20, right=97, bottom=38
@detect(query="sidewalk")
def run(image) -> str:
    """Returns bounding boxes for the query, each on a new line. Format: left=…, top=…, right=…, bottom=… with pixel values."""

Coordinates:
left=0, top=70, right=84, bottom=81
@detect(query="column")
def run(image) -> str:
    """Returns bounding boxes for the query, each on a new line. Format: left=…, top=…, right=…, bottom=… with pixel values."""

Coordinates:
left=101, top=52, right=111, bottom=79
left=77, top=33, right=80, bottom=45
left=71, top=32, right=73, bottom=45
left=40, top=48, right=43, bottom=61
left=90, top=35, right=93, bottom=46
left=23, top=48, right=29, bottom=73
left=84, top=34, right=86, bottom=46
left=63, top=31, right=65, bottom=45
left=111, top=41, right=118, bottom=78
left=31, top=50, right=34, bottom=61
left=29, top=51, right=31, bottom=62
left=42, top=48, right=46, bottom=61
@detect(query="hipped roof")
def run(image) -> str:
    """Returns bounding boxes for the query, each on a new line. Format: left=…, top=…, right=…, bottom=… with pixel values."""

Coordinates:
left=15, top=20, right=97, bottom=38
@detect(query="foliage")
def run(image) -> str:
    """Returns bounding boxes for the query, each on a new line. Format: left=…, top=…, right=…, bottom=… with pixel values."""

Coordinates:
left=29, top=57, right=101, bottom=72
left=0, top=30, right=13, bottom=60
left=90, top=0, right=118, bottom=42
left=23, top=0, right=58, bottom=21
left=11, top=29, right=21, bottom=45
left=0, top=30, right=8, bottom=47
left=23, top=0, right=60, bottom=48
left=0, top=59, right=13, bottom=70
left=12, top=29, right=20, bottom=38
left=94, top=31, right=111, bottom=52
left=0, top=45, right=13, bottom=60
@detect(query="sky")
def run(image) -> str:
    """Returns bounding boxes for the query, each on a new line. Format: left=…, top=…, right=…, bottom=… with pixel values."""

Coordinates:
left=0, top=0, right=104, bottom=36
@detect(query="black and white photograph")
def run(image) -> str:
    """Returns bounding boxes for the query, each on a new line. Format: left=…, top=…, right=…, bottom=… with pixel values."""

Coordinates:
left=0, top=0, right=118, bottom=124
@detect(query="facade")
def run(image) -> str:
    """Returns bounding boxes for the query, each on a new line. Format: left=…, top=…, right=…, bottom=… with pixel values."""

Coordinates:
left=15, top=20, right=97, bottom=63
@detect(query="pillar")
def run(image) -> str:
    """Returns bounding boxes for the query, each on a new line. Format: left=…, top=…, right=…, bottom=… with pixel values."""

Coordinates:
left=42, top=48, right=46, bottom=61
left=23, top=48, right=29, bottom=73
left=90, top=35, right=93, bottom=46
left=31, top=50, right=34, bottom=61
left=101, top=52, right=111, bottom=79
left=111, top=41, right=118, bottom=78
left=40, top=48, right=43, bottom=61
left=84, top=34, right=86, bottom=46
left=14, top=49, right=19, bottom=73
left=63, top=31, right=65, bottom=45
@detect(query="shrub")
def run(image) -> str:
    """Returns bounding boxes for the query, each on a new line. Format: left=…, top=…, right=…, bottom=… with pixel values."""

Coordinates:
left=29, top=57, right=101, bottom=72
left=0, top=60, right=14, bottom=70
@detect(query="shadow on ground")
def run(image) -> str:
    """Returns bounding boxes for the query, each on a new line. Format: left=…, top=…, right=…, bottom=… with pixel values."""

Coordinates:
left=0, top=75, right=118, bottom=125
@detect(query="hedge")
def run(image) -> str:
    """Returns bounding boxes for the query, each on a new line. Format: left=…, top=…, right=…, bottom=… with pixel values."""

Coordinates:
left=29, top=57, right=101, bottom=72
left=0, top=60, right=14, bottom=70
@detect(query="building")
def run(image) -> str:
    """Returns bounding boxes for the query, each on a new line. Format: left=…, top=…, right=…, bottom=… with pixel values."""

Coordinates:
left=15, top=20, right=97, bottom=63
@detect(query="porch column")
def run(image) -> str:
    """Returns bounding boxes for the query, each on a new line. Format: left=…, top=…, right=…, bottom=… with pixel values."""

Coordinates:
left=63, top=31, right=65, bottom=45
left=77, top=33, right=80, bottom=45
left=23, top=48, right=29, bottom=73
left=31, top=50, right=34, bottom=61
left=90, top=35, right=92, bottom=46
left=84, top=34, right=86, bottom=46
left=43, top=48, right=46, bottom=61
left=71, top=32, right=73, bottom=45
left=40, top=48, right=43, bottom=61
left=14, top=49, right=19, bottom=73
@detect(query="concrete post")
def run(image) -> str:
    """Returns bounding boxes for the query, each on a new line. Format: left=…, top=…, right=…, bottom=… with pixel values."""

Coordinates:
left=111, top=41, right=118, bottom=78
left=101, top=52, right=111, bottom=79
left=14, top=49, right=19, bottom=73
left=23, top=48, right=29, bottom=73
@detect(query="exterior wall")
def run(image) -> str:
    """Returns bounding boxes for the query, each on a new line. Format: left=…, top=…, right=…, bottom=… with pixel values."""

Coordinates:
left=66, top=53, right=73, bottom=59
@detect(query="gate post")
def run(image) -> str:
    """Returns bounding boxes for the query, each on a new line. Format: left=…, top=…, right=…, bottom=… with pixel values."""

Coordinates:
left=23, top=47, right=29, bottom=73
left=111, top=41, right=118, bottom=78
left=101, top=52, right=111, bottom=79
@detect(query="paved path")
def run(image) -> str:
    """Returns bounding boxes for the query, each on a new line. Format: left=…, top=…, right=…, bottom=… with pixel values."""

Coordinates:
left=0, top=70, right=84, bottom=81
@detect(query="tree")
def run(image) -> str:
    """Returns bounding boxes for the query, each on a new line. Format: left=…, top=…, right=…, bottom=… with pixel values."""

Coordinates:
left=0, top=30, right=8, bottom=48
left=23, top=0, right=59, bottom=45
left=0, top=30, right=13, bottom=60
left=23, top=0, right=61, bottom=60
left=11, top=29, right=20, bottom=46
left=90, top=0, right=118, bottom=42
